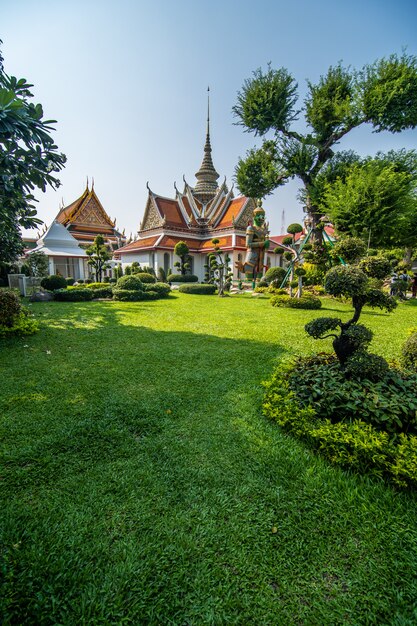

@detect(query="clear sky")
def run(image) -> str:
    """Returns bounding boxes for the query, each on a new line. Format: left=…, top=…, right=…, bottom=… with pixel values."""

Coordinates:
left=2, top=0, right=417, bottom=239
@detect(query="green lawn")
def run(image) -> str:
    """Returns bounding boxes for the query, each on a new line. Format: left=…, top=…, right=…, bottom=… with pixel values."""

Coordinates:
left=1, top=293, right=417, bottom=625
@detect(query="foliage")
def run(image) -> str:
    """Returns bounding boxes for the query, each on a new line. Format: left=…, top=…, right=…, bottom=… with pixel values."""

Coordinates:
left=40, top=274, right=67, bottom=291
left=325, top=265, right=368, bottom=297
left=402, top=332, right=417, bottom=371
left=359, top=256, right=392, bottom=279
left=66, top=277, right=75, bottom=286
left=264, top=266, right=286, bottom=285
left=234, top=54, right=417, bottom=245
left=344, top=351, right=389, bottom=382
left=0, top=45, right=66, bottom=262
left=167, top=274, right=198, bottom=283
left=112, top=288, right=147, bottom=302
left=157, top=267, right=167, bottom=283
left=330, top=237, right=366, bottom=264
left=270, top=294, right=322, bottom=309
left=178, top=284, right=216, bottom=295
left=287, top=223, right=303, bottom=235
left=53, top=288, right=94, bottom=302
left=83, top=282, right=109, bottom=290
left=0, top=289, right=21, bottom=326
left=90, top=287, right=113, bottom=299
left=116, top=275, right=143, bottom=291
left=263, top=361, right=417, bottom=488
left=27, top=251, right=49, bottom=278
left=205, top=240, right=232, bottom=296
left=136, top=272, right=156, bottom=284
left=301, top=262, right=325, bottom=285
left=86, top=235, right=112, bottom=283
left=174, top=241, right=191, bottom=275
left=0, top=308, right=39, bottom=337
left=144, top=282, right=171, bottom=297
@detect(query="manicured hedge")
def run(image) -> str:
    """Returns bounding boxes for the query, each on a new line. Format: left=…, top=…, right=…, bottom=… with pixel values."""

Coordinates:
left=53, top=289, right=94, bottom=302
left=144, top=282, right=171, bottom=297
left=167, top=274, right=199, bottom=283
left=135, top=272, right=156, bottom=284
left=270, top=294, right=322, bottom=309
left=263, top=361, right=417, bottom=489
left=91, top=287, right=113, bottom=299
left=41, top=275, right=67, bottom=291
left=113, top=289, right=145, bottom=302
left=179, top=284, right=216, bottom=295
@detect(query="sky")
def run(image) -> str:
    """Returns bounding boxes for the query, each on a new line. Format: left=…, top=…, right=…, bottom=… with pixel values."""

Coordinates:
left=2, top=0, right=417, bottom=239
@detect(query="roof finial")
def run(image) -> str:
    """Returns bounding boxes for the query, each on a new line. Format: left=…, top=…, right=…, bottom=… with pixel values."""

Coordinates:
left=207, top=85, right=210, bottom=133
left=86, top=176, right=89, bottom=191
left=193, top=86, right=219, bottom=205
left=91, top=177, right=95, bottom=190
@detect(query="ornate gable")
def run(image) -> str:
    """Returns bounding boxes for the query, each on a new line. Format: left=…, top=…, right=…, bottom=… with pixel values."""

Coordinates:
left=75, top=196, right=110, bottom=226
left=140, top=195, right=164, bottom=230
left=234, top=198, right=255, bottom=229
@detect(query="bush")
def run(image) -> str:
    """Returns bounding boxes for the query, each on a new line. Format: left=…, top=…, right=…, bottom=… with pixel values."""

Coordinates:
left=262, top=361, right=417, bottom=488
left=137, top=272, right=156, bottom=284
left=90, top=287, right=113, bottom=299
left=257, top=280, right=268, bottom=288
left=402, top=332, right=417, bottom=371
left=116, top=275, right=143, bottom=291
left=359, top=256, right=392, bottom=279
left=40, top=275, right=67, bottom=291
left=0, top=290, right=21, bottom=326
left=77, top=279, right=85, bottom=284
left=167, top=274, right=199, bottom=283
left=113, top=289, right=146, bottom=302
left=330, top=237, right=366, bottom=264
left=0, top=309, right=39, bottom=338
left=264, top=266, right=287, bottom=285
left=270, top=294, right=322, bottom=309
left=109, top=278, right=117, bottom=284
left=144, top=282, right=171, bottom=297
left=53, top=289, right=94, bottom=302
left=179, top=284, right=216, bottom=295
left=66, top=277, right=75, bottom=286
left=84, top=282, right=109, bottom=290
left=325, top=266, right=368, bottom=298
left=344, top=351, right=389, bottom=382
left=84, top=278, right=93, bottom=284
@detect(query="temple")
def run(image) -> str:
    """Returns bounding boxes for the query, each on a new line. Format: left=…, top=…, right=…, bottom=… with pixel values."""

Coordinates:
left=115, top=93, right=283, bottom=280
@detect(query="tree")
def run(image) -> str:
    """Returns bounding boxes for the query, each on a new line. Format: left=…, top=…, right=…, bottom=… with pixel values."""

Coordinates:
left=27, top=251, right=49, bottom=278
left=206, top=239, right=233, bottom=296
left=234, top=54, right=417, bottom=245
left=0, top=42, right=66, bottom=263
left=174, top=241, right=191, bottom=275
left=86, top=235, right=111, bottom=282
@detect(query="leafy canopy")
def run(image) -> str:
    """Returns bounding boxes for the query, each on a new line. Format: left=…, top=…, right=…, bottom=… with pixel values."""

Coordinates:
left=0, top=42, right=66, bottom=262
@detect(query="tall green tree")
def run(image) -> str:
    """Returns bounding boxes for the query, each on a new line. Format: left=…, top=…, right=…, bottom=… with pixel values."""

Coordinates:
left=86, top=235, right=111, bottom=282
left=174, top=241, right=191, bottom=275
left=234, top=54, right=417, bottom=244
left=0, top=42, right=66, bottom=263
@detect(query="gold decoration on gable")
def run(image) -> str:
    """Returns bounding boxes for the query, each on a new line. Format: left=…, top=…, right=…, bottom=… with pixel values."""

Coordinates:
left=142, top=199, right=163, bottom=230
left=75, top=197, right=110, bottom=226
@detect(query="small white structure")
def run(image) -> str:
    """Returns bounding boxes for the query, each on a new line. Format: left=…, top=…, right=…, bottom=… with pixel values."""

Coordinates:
left=28, top=221, right=88, bottom=280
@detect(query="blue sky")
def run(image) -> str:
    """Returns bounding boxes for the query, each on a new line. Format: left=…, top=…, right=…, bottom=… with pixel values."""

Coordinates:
left=3, top=0, right=417, bottom=238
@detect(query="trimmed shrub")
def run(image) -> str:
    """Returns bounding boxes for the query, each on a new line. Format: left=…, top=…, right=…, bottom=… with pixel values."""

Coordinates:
left=167, top=274, right=198, bottom=283
left=116, top=275, right=143, bottom=291
left=0, top=290, right=21, bottom=326
left=264, top=266, right=286, bottom=285
left=270, top=294, right=322, bottom=309
left=179, top=284, right=216, bottom=295
left=66, top=277, right=75, bottom=286
left=113, top=289, right=146, bottom=302
left=141, top=290, right=159, bottom=300
left=84, top=278, right=93, bottom=284
left=90, top=287, right=113, bottom=299
left=262, top=361, right=417, bottom=488
left=77, top=279, right=85, bottom=284
left=137, top=272, right=156, bottom=284
left=344, top=351, right=390, bottom=382
left=53, top=289, right=94, bottom=302
left=257, top=280, right=268, bottom=288
left=109, top=278, right=117, bottom=284
left=41, top=275, right=67, bottom=291
left=0, top=309, right=39, bottom=338
left=85, top=282, right=109, bottom=290
left=144, top=282, right=171, bottom=297
left=402, top=332, right=417, bottom=371
left=359, top=256, right=392, bottom=280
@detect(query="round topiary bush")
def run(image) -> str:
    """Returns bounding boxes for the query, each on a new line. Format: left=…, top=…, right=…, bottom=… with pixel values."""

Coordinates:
left=324, top=265, right=368, bottom=298
left=359, top=256, right=392, bottom=280
left=0, top=290, right=21, bottom=326
left=167, top=274, right=199, bottom=283
left=66, top=277, right=75, bottom=286
left=116, top=275, right=143, bottom=291
left=41, top=275, right=67, bottom=291
left=264, top=266, right=286, bottom=285
left=270, top=294, right=322, bottom=309
left=344, top=351, right=390, bottom=382
left=144, top=282, right=171, bottom=297
left=53, top=288, right=94, bottom=302
left=402, top=332, right=417, bottom=371
left=179, top=284, right=216, bottom=294
left=136, top=272, right=156, bottom=284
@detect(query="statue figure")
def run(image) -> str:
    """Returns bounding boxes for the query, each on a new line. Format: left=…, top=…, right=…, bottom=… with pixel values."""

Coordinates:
left=236, top=200, right=270, bottom=283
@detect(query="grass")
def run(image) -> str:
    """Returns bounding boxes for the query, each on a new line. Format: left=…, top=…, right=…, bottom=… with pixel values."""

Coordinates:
left=1, top=293, right=417, bottom=625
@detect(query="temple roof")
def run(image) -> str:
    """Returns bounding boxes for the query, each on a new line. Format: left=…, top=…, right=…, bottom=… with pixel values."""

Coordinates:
left=29, top=221, right=87, bottom=257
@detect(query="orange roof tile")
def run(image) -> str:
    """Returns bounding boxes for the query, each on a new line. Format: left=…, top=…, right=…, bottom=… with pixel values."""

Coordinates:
left=199, top=236, right=234, bottom=251
left=215, top=197, right=247, bottom=228
left=117, top=236, right=160, bottom=253
left=158, top=235, right=201, bottom=251
left=154, top=197, right=188, bottom=228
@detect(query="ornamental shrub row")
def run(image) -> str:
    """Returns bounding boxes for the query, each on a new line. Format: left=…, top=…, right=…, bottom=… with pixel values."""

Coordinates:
left=54, top=289, right=94, bottom=301
left=167, top=274, right=198, bottom=283
left=262, top=361, right=417, bottom=489
left=270, top=294, right=322, bottom=309
left=178, top=284, right=216, bottom=295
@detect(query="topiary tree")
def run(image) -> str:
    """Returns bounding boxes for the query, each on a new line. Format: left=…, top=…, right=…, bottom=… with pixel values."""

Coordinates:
left=207, top=239, right=233, bottom=296
left=174, top=241, right=191, bottom=275
left=305, top=265, right=396, bottom=373
left=40, top=274, right=67, bottom=291
left=86, top=235, right=111, bottom=283
left=264, top=266, right=286, bottom=285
